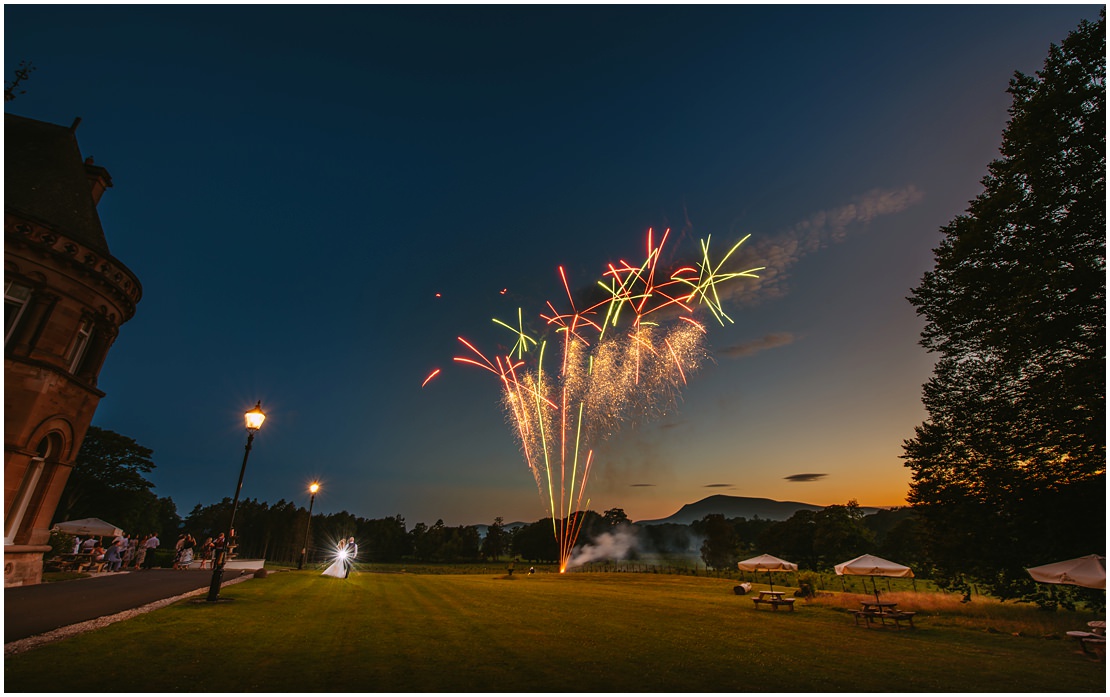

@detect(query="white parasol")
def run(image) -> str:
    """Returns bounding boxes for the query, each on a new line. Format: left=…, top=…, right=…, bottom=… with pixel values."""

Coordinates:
left=737, top=553, right=798, bottom=592
left=53, top=517, right=124, bottom=537
left=835, top=553, right=914, bottom=602
left=1026, top=554, right=1105, bottom=590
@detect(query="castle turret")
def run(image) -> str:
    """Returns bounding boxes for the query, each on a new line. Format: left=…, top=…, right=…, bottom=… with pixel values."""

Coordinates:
left=4, top=113, right=142, bottom=586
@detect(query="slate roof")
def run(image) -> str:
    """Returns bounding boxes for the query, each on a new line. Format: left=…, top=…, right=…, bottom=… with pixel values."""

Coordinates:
left=5, top=113, right=112, bottom=256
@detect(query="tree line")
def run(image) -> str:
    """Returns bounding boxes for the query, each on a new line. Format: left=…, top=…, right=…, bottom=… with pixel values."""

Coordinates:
left=55, top=429, right=907, bottom=571
left=52, top=423, right=1099, bottom=610
left=52, top=430, right=912, bottom=571
left=51, top=439, right=906, bottom=565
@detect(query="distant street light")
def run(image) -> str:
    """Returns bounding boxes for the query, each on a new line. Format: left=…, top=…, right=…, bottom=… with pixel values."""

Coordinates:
left=207, top=401, right=266, bottom=602
left=298, top=482, right=320, bottom=570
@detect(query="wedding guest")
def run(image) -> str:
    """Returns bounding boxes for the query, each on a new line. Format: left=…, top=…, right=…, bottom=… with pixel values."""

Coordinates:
left=198, top=537, right=214, bottom=570
left=141, top=532, right=160, bottom=569
left=105, top=539, right=123, bottom=572
left=132, top=534, right=149, bottom=569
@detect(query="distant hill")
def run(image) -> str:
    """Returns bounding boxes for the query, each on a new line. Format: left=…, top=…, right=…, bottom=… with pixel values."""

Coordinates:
left=634, top=494, right=882, bottom=525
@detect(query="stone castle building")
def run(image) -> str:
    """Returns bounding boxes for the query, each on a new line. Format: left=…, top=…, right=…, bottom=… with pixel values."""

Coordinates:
left=4, top=113, right=142, bottom=586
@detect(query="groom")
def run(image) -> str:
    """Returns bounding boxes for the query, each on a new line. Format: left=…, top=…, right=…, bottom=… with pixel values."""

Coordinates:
left=344, top=537, right=357, bottom=578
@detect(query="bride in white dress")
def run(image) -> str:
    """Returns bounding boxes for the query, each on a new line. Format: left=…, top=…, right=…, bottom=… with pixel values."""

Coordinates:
left=321, top=538, right=348, bottom=578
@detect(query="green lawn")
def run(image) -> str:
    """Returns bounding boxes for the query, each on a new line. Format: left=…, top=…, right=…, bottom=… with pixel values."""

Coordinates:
left=5, top=571, right=1104, bottom=692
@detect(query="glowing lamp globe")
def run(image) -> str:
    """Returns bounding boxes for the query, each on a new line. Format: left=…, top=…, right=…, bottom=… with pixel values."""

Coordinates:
left=309, top=482, right=320, bottom=494
left=244, top=401, right=266, bottom=432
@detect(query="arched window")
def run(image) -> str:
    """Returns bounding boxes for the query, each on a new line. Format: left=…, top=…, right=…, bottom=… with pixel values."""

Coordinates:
left=4, top=433, right=62, bottom=545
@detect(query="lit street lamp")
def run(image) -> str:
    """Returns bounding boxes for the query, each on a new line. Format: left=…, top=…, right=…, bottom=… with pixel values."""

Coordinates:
left=207, top=401, right=266, bottom=602
left=298, top=482, right=320, bottom=570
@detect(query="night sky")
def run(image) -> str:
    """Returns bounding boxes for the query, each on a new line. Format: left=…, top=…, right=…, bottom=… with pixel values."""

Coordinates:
left=5, top=5, right=1100, bottom=526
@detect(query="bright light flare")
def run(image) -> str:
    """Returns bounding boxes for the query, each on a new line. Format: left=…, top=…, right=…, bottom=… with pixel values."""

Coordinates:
left=244, top=401, right=266, bottom=431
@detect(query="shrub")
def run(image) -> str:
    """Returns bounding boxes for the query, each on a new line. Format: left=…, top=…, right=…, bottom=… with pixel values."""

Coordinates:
left=148, top=548, right=175, bottom=568
left=48, top=529, right=75, bottom=557
left=795, top=571, right=819, bottom=598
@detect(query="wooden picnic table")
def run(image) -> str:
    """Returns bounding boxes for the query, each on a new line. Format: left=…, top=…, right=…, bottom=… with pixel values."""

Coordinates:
left=1066, top=620, right=1106, bottom=656
left=855, top=601, right=916, bottom=629
left=45, top=553, right=95, bottom=572
left=752, top=590, right=795, bottom=611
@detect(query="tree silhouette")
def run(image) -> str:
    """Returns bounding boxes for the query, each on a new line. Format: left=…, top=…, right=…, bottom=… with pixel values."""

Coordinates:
left=55, top=426, right=161, bottom=535
left=481, top=516, right=505, bottom=560
left=695, top=514, right=739, bottom=570
left=5, top=60, right=35, bottom=101
left=904, top=11, right=1105, bottom=598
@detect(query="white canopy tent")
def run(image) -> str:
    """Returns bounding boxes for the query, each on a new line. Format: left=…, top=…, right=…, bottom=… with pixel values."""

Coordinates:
left=835, top=553, right=915, bottom=601
left=737, top=554, right=798, bottom=592
left=53, top=517, right=124, bottom=538
left=1026, top=554, right=1105, bottom=590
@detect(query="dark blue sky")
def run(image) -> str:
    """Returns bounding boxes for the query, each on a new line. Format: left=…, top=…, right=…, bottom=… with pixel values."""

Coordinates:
left=5, top=5, right=1099, bottom=525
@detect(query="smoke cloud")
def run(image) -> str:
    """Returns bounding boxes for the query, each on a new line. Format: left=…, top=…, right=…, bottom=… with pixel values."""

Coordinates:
left=565, top=526, right=639, bottom=568
left=724, top=185, right=925, bottom=306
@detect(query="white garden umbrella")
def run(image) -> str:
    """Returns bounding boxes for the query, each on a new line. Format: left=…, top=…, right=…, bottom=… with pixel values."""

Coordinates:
left=53, top=517, right=124, bottom=537
left=1026, top=554, right=1105, bottom=590
left=737, top=554, right=798, bottom=592
left=835, top=553, right=914, bottom=603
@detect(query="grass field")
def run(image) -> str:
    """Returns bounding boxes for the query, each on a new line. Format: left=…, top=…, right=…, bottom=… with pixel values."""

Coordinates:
left=5, top=570, right=1105, bottom=692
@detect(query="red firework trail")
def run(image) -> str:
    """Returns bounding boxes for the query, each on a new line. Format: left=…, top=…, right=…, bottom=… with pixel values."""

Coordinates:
left=421, top=369, right=441, bottom=388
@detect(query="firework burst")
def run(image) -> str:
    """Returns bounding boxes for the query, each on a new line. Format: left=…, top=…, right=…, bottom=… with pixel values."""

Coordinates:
left=450, top=228, right=761, bottom=572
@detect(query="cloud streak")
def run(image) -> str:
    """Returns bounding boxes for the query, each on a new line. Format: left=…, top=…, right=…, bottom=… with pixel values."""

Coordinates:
left=784, top=473, right=828, bottom=483
left=718, top=332, right=797, bottom=359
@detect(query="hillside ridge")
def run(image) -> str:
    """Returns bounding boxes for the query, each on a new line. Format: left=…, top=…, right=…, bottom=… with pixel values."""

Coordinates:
left=634, top=494, right=883, bottom=525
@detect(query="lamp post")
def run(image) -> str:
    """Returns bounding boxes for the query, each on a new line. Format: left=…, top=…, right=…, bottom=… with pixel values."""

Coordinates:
left=298, top=482, right=320, bottom=570
left=207, top=401, right=266, bottom=602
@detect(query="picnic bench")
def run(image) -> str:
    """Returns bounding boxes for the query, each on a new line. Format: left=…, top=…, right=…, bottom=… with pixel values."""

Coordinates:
left=44, top=553, right=96, bottom=573
left=752, top=591, right=796, bottom=611
left=1066, top=621, right=1105, bottom=657
left=853, top=608, right=916, bottom=629
left=1080, top=636, right=1105, bottom=657
left=78, top=559, right=108, bottom=573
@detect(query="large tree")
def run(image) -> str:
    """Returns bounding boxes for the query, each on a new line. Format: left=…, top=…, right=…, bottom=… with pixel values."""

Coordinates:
left=602, top=507, right=631, bottom=527
left=904, top=12, right=1105, bottom=598
left=510, top=518, right=559, bottom=563
left=481, top=516, right=506, bottom=560
left=359, top=515, right=411, bottom=563
left=55, top=426, right=161, bottom=535
left=758, top=509, right=817, bottom=569
left=811, top=502, right=874, bottom=567
left=694, top=514, right=740, bottom=570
